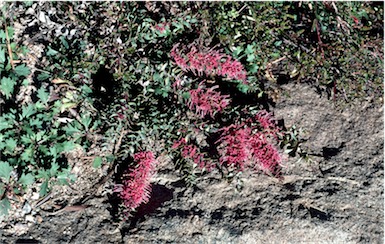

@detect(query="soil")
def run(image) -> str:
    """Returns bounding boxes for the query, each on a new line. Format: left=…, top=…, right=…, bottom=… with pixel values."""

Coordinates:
left=0, top=81, right=383, bottom=244
left=0, top=2, right=383, bottom=244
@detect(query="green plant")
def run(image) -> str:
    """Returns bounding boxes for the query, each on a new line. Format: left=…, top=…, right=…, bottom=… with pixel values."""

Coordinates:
left=0, top=16, right=91, bottom=216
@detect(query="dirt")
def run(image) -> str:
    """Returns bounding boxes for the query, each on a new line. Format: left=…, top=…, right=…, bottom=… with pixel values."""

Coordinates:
left=0, top=81, right=383, bottom=244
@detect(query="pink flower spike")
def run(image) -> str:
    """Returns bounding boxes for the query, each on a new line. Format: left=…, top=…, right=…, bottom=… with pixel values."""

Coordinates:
left=187, top=83, right=231, bottom=118
left=170, top=44, right=248, bottom=82
left=115, top=151, right=158, bottom=210
left=216, top=118, right=282, bottom=176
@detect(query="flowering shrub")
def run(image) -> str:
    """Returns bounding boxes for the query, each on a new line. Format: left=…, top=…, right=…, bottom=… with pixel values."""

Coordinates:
left=114, top=151, right=158, bottom=210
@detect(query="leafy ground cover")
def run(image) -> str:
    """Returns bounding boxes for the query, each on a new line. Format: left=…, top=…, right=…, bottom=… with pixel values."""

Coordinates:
left=0, top=2, right=383, bottom=243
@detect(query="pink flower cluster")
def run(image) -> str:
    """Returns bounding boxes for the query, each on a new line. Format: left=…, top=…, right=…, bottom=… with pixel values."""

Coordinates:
left=254, top=110, right=281, bottom=137
left=187, top=83, right=231, bottom=118
left=172, top=138, right=214, bottom=171
left=216, top=111, right=282, bottom=175
left=114, top=151, right=157, bottom=210
left=154, top=22, right=170, bottom=34
left=170, top=44, right=247, bottom=82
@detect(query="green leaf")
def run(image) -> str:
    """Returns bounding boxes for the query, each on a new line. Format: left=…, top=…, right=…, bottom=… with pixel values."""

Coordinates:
left=37, top=72, right=50, bottom=81
left=7, top=27, right=14, bottom=40
left=37, top=86, right=49, bottom=104
left=274, top=40, right=282, bottom=47
left=0, top=198, right=11, bottom=216
left=5, top=138, right=17, bottom=152
left=64, top=123, right=80, bottom=135
left=60, top=36, right=69, bottom=49
left=21, top=104, right=36, bottom=119
left=36, top=169, right=49, bottom=180
left=0, top=30, right=6, bottom=43
left=237, top=83, right=250, bottom=94
left=0, top=77, right=16, bottom=99
left=62, top=141, right=76, bottom=152
left=233, top=46, right=243, bottom=58
left=0, top=161, right=13, bottom=183
left=93, top=156, right=102, bottom=168
left=18, top=173, right=35, bottom=186
left=182, top=91, right=191, bottom=99
left=81, top=116, right=92, bottom=130
left=14, top=64, right=31, bottom=77
left=46, top=46, right=59, bottom=56
left=40, top=180, right=49, bottom=196
left=248, top=64, right=259, bottom=74
left=106, top=154, right=115, bottom=163
left=0, top=116, right=12, bottom=131
left=245, top=44, right=254, bottom=55
left=21, top=148, right=33, bottom=162
left=0, top=46, right=5, bottom=63
left=29, top=118, right=43, bottom=128
left=49, top=146, right=59, bottom=158
left=50, top=162, right=59, bottom=176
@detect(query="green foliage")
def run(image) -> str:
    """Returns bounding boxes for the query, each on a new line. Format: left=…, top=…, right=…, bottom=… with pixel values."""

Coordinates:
left=0, top=13, right=91, bottom=215
left=0, top=162, right=13, bottom=183
left=205, top=2, right=383, bottom=102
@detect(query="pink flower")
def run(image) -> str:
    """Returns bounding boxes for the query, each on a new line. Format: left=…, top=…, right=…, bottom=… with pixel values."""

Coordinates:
left=115, top=151, right=157, bottom=210
left=220, top=57, right=247, bottom=81
left=187, top=83, right=231, bottom=118
left=170, top=44, right=248, bottom=82
left=154, top=22, right=170, bottom=33
left=216, top=115, right=282, bottom=175
left=171, top=45, right=188, bottom=71
left=172, top=138, right=214, bottom=171
left=254, top=110, right=280, bottom=137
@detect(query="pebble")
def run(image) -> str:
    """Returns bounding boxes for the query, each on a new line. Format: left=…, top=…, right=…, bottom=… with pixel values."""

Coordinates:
left=25, top=214, right=35, bottom=223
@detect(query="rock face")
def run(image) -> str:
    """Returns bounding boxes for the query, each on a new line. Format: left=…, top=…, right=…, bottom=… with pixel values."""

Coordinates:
left=1, top=82, right=382, bottom=244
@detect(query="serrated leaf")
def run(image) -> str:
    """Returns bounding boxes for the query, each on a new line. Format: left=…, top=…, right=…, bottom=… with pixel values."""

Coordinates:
left=36, top=169, right=49, bottom=180
left=0, top=116, right=12, bottom=131
left=37, top=72, right=50, bottom=81
left=5, top=138, right=17, bottom=151
left=14, top=64, right=31, bottom=77
left=0, top=161, right=13, bottom=183
left=0, top=198, right=11, bottom=216
left=93, top=156, right=102, bottom=168
left=39, top=180, right=49, bottom=196
left=0, top=77, right=16, bottom=99
left=20, top=135, right=31, bottom=144
left=21, top=148, right=33, bottom=162
left=62, top=141, right=76, bottom=152
left=63, top=123, right=80, bottom=135
left=81, top=116, right=92, bottom=130
left=21, top=104, right=36, bottom=119
left=37, top=86, right=49, bottom=104
left=18, top=173, right=35, bottom=186
left=49, top=146, right=59, bottom=158
left=50, top=162, right=59, bottom=176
